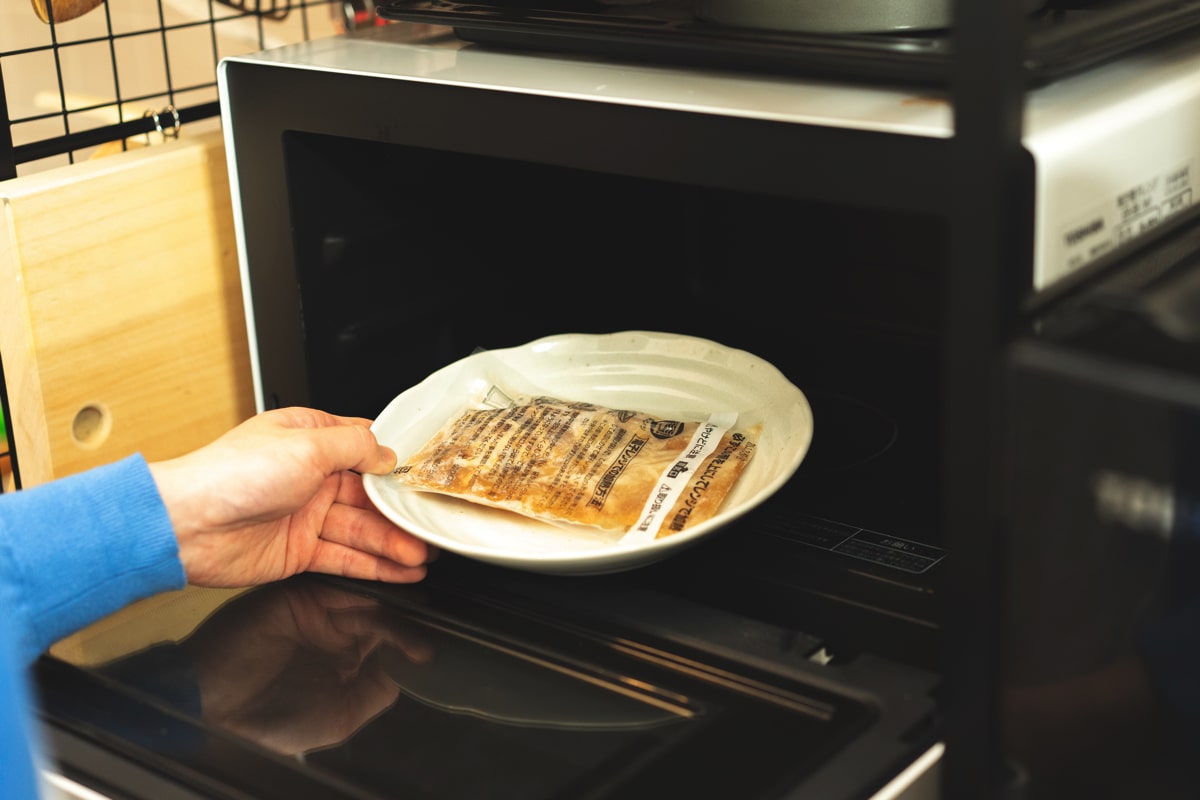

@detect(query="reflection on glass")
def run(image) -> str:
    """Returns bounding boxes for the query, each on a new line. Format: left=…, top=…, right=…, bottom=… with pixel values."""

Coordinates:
left=92, top=576, right=710, bottom=799
left=1003, top=482, right=1200, bottom=798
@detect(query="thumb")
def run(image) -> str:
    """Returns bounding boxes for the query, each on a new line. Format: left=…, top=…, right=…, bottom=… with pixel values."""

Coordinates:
left=311, top=423, right=398, bottom=475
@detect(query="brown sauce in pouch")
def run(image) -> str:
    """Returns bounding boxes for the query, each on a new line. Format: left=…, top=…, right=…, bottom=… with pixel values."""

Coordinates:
left=391, top=395, right=760, bottom=537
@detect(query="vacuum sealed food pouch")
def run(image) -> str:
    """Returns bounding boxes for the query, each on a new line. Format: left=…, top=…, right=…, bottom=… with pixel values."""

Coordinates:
left=391, top=392, right=761, bottom=543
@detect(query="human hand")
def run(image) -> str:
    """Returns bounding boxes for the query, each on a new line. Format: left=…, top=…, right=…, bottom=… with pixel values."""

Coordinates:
left=149, top=407, right=433, bottom=587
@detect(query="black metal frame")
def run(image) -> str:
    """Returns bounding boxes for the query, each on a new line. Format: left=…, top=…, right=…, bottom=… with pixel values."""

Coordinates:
left=0, top=65, right=19, bottom=488
left=0, top=94, right=215, bottom=182
left=0, top=62, right=14, bottom=180
left=943, top=0, right=1030, bottom=796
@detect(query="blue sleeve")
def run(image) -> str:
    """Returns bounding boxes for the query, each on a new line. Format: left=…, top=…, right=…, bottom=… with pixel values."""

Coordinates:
left=0, top=453, right=187, bottom=665
left=0, top=618, right=40, bottom=800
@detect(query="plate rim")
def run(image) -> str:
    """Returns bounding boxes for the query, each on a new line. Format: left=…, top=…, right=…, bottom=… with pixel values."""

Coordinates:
left=363, top=330, right=813, bottom=575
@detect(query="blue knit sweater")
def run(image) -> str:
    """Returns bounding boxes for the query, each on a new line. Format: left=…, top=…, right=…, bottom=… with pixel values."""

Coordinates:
left=0, top=454, right=185, bottom=798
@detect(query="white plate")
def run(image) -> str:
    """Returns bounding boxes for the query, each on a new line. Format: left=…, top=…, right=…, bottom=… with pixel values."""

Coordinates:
left=363, top=330, right=814, bottom=576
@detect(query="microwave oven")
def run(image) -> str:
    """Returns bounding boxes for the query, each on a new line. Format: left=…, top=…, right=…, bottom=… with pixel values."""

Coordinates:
left=28, top=20, right=1200, bottom=800
left=216, top=25, right=949, bottom=798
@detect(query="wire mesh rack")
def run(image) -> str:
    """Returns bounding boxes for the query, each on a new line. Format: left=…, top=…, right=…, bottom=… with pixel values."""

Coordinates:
left=0, top=0, right=380, bottom=179
left=0, top=0, right=392, bottom=491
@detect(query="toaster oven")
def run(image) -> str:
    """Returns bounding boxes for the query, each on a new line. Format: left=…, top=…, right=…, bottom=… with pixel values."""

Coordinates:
left=28, top=19, right=1200, bottom=800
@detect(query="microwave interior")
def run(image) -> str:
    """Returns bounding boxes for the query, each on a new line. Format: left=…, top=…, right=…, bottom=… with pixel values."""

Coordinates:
left=214, top=44, right=954, bottom=659
left=277, top=123, right=948, bottom=648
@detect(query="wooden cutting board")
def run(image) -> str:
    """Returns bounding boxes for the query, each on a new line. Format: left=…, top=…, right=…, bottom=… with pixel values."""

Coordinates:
left=0, top=131, right=257, bottom=488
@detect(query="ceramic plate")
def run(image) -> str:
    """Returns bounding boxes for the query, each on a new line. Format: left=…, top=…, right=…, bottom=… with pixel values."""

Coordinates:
left=363, top=330, right=813, bottom=576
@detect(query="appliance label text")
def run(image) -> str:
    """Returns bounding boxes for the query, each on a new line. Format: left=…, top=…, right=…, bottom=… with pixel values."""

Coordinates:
left=1059, top=161, right=1194, bottom=276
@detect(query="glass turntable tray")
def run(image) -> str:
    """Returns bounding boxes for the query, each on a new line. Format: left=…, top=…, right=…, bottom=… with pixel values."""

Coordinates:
left=375, top=0, right=1200, bottom=86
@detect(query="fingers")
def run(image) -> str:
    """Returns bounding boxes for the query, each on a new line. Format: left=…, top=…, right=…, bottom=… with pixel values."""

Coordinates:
left=327, top=465, right=441, bottom=568
left=332, top=472, right=438, bottom=563
left=331, top=475, right=423, bottom=558
left=261, top=407, right=375, bottom=432
left=356, top=442, right=398, bottom=477
left=333, top=470, right=376, bottom=509
left=319, top=501, right=432, bottom=575
left=258, top=407, right=397, bottom=476
left=298, top=420, right=396, bottom=477
left=311, top=541, right=429, bottom=584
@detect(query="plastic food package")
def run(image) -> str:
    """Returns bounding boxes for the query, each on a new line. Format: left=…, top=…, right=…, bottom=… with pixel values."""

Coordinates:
left=391, top=391, right=761, bottom=543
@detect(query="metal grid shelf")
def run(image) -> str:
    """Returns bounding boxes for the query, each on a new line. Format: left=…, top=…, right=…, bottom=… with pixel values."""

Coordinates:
left=0, top=0, right=385, bottom=491
left=0, top=0, right=363, bottom=178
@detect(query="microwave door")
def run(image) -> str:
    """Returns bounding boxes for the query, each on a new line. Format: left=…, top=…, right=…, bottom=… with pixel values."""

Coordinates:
left=38, top=558, right=939, bottom=800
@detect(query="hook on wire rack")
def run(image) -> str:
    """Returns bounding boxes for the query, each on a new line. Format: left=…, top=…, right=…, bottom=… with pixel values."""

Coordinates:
left=143, top=106, right=182, bottom=145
